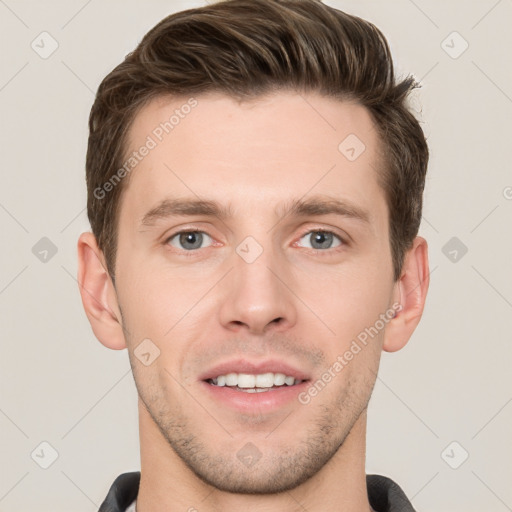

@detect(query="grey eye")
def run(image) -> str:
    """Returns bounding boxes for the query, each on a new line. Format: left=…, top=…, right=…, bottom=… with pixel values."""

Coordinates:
left=168, top=231, right=213, bottom=250
left=297, top=231, right=342, bottom=250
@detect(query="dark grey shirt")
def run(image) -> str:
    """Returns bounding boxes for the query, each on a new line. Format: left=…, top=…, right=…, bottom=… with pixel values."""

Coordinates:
left=98, top=472, right=417, bottom=511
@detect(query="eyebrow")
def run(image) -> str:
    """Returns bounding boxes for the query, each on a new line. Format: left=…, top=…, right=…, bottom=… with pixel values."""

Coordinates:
left=139, top=194, right=371, bottom=227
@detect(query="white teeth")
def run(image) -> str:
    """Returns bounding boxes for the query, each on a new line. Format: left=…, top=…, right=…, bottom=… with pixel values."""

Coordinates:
left=237, top=374, right=256, bottom=388
left=255, top=373, right=274, bottom=387
left=273, top=373, right=286, bottom=386
left=225, top=373, right=238, bottom=386
left=284, top=376, right=295, bottom=386
left=209, top=372, right=302, bottom=389
left=244, top=387, right=270, bottom=393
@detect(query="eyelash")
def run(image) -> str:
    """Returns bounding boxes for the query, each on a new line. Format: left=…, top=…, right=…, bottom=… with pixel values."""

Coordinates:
left=163, top=228, right=347, bottom=256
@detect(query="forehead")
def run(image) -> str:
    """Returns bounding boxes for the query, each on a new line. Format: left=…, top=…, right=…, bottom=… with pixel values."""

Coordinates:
left=119, top=91, right=387, bottom=228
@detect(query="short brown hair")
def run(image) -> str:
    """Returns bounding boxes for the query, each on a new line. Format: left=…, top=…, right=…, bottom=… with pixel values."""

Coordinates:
left=86, top=0, right=428, bottom=282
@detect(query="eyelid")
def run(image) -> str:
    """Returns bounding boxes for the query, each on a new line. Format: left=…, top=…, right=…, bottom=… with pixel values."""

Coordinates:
left=295, top=226, right=348, bottom=245
left=293, top=228, right=347, bottom=252
left=162, top=223, right=216, bottom=242
left=164, top=227, right=216, bottom=248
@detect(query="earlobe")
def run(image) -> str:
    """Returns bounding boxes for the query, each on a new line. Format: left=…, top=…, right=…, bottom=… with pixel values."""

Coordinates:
left=77, top=232, right=127, bottom=350
left=383, top=236, right=429, bottom=353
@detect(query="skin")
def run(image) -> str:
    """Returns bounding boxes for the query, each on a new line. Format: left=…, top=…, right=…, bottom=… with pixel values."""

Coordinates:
left=78, top=91, right=429, bottom=512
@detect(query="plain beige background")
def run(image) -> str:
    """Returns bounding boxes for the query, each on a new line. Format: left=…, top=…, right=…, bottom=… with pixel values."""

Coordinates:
left=1, top=1, right=511, bottom=511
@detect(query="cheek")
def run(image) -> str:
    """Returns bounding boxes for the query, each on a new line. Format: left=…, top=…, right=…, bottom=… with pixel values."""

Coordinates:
left=130, top=361, right=178, bottom=423
left=116, top=256, right=194, bottom=335
left=117, top=265, right=214, bottom=385
left=304, top=261, right=393, bottom=343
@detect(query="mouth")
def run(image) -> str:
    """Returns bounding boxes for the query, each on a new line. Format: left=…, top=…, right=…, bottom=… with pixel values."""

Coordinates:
left=206, top=372, right=306, bottom=393
left=199, top=360, right=310, bottom=413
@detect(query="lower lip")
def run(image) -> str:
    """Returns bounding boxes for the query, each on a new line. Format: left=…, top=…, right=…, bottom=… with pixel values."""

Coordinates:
left=200, top=380, right=309, bottom=414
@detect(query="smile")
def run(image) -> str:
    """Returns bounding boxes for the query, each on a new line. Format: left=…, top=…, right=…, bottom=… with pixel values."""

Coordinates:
left=207, top=372, right=304, bottom=393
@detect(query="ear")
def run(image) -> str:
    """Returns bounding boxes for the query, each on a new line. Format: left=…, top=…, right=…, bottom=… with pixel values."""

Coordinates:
left=77, top=232, right=127, bottom=350
left=383, top=236, right=429, bottom=353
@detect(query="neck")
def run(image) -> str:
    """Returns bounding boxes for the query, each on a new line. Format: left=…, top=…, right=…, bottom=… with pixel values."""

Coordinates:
left=135, top=399, right=373, bottom=512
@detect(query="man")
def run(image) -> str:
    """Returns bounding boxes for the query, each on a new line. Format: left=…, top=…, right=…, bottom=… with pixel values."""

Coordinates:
left=77, top=0, right=429, bottom=510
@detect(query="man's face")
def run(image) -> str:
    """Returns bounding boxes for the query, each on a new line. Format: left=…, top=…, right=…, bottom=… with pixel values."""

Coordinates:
left=114, top=91, right=397, bottom=493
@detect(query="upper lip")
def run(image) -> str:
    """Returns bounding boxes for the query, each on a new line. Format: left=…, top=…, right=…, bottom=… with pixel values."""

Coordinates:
left=199, top=358, right=311, bottom=382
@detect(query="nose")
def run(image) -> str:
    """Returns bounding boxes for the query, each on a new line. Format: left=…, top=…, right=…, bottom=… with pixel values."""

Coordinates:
left=218, top=243, right=298, bottom=335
